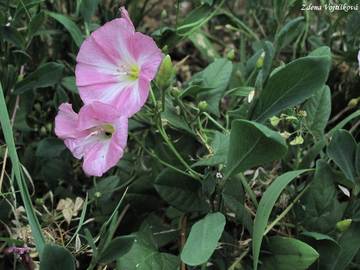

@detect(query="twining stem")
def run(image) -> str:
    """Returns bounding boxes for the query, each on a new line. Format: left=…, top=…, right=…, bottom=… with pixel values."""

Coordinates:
left=130, top=133, right=199, bottom=180
left=202, top=112, right=227, bottom=133
left=157, top=126, right=202, bottom=180
left=238, top=173, right=259, bottom=208
left=149, top=88, right=202, bottom=180
left=264, top=184, right=311, bottom=235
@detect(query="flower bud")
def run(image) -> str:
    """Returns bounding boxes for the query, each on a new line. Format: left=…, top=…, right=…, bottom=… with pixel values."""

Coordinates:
left=336, top=219, right=352, bottom=232
left=348, top=98, right=359, bottom=108
left=161, top=10, right=167, bottom=19
left=256, top=51, right=265, bottom=69
left=171, top=87, right=181, bottom=97
left=156, top=55, right=174, bottom=90
left=198, top=100, right=208, bottom=111
left=227, top=49, right=235, bottom=60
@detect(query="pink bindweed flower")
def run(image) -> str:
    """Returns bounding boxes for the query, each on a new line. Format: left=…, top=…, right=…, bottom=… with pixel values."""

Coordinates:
left=55, top=102, right=128, bottom=177
left=75, top=7, right=163, bottom=117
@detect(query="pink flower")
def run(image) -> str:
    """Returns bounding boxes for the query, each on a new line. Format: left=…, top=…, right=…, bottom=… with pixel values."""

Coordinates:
left=75, top=7, right=163, bottom=117
left=55, top=102, right=128, bottom=177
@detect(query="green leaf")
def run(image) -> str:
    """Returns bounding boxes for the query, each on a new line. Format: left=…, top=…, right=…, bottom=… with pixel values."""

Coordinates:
left=28, top=11, right=45, bottom=38
left=61, top=76, right=78, bottom=94
left=356, top=144, right=360, bottom=177
left=298, top=139, right=326, bottom=169
left=193, top=131, right=229, bottom=167
left=161, top=99, right=194, bottom=134
left=275, top=17, right=305, bottom=51
left=251, top=47, right=331, bottom=122
left=302, top=232, right=340, bottom=270
left=252, top=170, right=309, bottom=270
left=40, top=245, right=75, bottom=270
left=260, top=236, right=319, bottom=270
left=327, top=130, right=357, bottom=182
left=304, top=85, right=331, bottom=140
left=177, top=5, right=213, bottom=36
left=154, top=169, right=208, bottom=212
left=332, top=222, right=360, bottom=270
left=225, top=120, right=287, bottom=179
left=36, top=138, right=66, bottom=158
left=227, top=86, right=254, bottom=97
left=14, top=62, right=64, bottom=94
left=0, top=26, right=25, bottom=48
left=99, top=235, right=135, bottom=263
left=346, top=11, right=360, bottom=37
left=89, top=176, right=120, bottom=203
left=117, top=228, right=179, bottom=270
left=181, top=212, right=226, bottom=266
left=222, top=176, right=253, bottom=233
left=328, top=110, right=360, bottom=136
left=296, top=160, right=345, bottom=233
left=47, top=12, right=84, bottom=47
left=189, top=31, right=219, bottom=61
left=197, top=58, right=233, bottom=115
left=80, top=0, right=100, bottom=23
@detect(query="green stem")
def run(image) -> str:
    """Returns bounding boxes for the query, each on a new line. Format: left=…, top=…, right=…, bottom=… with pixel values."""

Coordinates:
left=202, top=112, right=227, bottom=133
left=157, top=126, right=202, bottom=180
left=130, top=134, right=199, bottom=180
left=264, top=184, right=310, bottom=235
left=238, top=173, right=258, bottom=208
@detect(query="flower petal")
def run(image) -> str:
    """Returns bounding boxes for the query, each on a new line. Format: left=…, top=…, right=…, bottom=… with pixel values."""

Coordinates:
left=82, top=138, right=125, bottom=177
left=78, top=80, right=128, bottom=108
left=76, top=62, right=120, bottom=87
left=113, top=116, right=128, bottom=151
left=64, top=134, right=98, bottom=159
left=120, top=6, right=135, bottom=32
left=77, top=102, right=123, bottom=130
left=129, top=32, right=163, bottom=81
left=101, top=77, right=150, bottom=117
left=55, top=103, right=85, bottom=139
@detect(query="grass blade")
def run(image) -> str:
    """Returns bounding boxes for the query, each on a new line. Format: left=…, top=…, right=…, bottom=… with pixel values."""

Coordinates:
left=252, top=170, right=309, bottom=270
left=0, top=84, right=45, bottom=253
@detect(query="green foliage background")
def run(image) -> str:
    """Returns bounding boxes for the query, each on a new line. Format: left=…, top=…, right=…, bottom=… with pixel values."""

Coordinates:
left=0, top=0, right=360, bottom=269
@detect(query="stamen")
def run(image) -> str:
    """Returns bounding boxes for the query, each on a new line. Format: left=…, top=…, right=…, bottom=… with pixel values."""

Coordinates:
left=116, top=63, right=140, bottom=80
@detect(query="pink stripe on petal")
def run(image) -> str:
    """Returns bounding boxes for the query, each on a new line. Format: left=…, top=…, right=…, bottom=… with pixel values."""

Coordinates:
left=76, top=63, right=119, bottom=87
left=78, top=102, right=123, bottom=130
left=109, top=77, right=150, bottom=117
left=91, top=19, right=134, bottom=64
left=79, top=81, right=125, bottom=105
left=76, top=35, right=118, bottom=69
left=129, top=32, right=163, bottom=67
